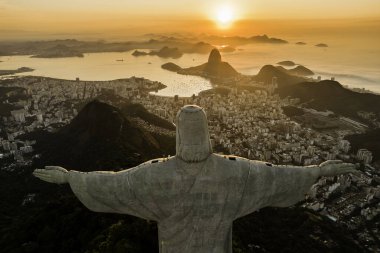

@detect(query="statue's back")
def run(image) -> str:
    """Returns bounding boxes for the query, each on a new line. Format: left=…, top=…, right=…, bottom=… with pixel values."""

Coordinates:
left=129, top=154, right=251, bottom=253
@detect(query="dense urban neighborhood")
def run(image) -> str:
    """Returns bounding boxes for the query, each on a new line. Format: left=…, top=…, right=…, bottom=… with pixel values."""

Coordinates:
left=0, top=75, right=379, bottom=251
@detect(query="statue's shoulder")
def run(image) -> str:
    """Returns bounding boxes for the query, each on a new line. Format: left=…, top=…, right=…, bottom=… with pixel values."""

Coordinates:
left=212, top=153, right=249, bottom=162
left=141, top=156, right=174, bottom=166
left=130, top=156, right=176, bottom=173
left=128, top=156, right=176, bottom=183
left=211, top=153, right=251, bottom=168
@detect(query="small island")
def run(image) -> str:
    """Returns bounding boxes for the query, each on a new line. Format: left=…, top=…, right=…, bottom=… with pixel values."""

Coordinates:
left=250, top=34, right=288, bottom=44
left=132, top=46, right=183, bottom=59
left=0, top=67, right=34, bottom=76
left=132, top=50, right=148, bottom=57
left=315, top=43, right=328, bottom=48
left=161, top=48, right=239, bottom=81
left=161, top=62, right=182, bottom=72
left=296, top=42, right=307, bottom=45
left=277, top=61, right=296, bottom=67
left=179, top=49, right=239, bottom=79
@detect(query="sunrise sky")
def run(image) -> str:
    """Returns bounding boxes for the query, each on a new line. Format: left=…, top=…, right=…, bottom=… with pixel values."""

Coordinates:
left=0, top=0, right=379, bottom=39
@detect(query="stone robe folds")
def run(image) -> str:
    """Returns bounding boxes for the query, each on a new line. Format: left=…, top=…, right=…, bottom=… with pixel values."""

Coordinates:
left=68, top=154, right=320, bottom=253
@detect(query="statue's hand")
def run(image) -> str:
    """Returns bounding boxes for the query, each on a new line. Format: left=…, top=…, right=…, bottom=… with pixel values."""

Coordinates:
left=319, top=160, right=358, bottom=177
left=33, top=166, right=69, bottom=184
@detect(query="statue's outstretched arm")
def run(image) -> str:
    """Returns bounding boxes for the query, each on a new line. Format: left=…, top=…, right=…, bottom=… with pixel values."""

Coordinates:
left=235, top=159, right=358, bottom=218
left=32, top=164, right=161, bottom=221
left=33, top=166, right=69, bottom=184
left=269, top=160, right=357, bottom=207
left=318, top=160, right=358, bottom=177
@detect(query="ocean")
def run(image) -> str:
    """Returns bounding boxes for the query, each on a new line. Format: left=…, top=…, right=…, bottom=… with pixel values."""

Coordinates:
left=0, top=35, right=379, bottom=96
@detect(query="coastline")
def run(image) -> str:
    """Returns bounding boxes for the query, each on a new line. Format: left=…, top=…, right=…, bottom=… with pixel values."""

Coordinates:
left=1, top=46, right=379, bottom=95
left=1, top=70, right=379, bottom=98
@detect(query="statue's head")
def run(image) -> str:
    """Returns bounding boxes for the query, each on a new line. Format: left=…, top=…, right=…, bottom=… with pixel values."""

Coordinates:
left=175, top=105, right=212, bottom=162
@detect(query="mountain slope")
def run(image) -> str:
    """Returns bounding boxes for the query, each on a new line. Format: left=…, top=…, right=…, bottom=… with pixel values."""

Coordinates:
left=178, top=48, right=239, bottom=79
left=32, top=100, right=174, bottom=171
left=280, top=80, right=380, bottom=119
left=253, top=64, right=305, bottom=87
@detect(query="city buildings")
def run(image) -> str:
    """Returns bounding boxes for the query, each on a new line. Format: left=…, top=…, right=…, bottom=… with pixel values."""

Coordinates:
left=0, top=76, right=378, bottom=249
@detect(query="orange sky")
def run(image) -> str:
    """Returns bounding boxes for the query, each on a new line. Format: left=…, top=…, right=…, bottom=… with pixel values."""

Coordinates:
left=0, top=0, right=379, bottom=40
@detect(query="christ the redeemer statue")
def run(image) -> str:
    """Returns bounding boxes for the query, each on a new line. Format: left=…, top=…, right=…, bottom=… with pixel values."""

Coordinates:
left=33, top=105, right=357, bottom=253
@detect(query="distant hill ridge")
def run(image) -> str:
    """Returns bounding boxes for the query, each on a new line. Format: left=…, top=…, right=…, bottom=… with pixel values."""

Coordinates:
left=254, top=65, right=380, bottom=121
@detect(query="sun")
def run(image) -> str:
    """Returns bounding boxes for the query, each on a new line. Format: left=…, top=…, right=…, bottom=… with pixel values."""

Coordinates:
left=214, top=4, right=235, bottom=29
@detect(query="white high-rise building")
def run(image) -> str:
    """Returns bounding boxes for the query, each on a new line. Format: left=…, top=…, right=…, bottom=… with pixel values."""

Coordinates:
left=36, top=113, right=43, bottom=123
left=339, top=140, right=350, bottom=153
left=11, top=109, right=26, bottom=122
left=357, top=149, right=373, bottom=164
